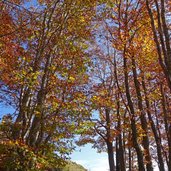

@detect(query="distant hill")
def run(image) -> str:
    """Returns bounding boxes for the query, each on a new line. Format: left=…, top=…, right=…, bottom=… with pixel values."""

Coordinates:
left=60, top=161, right=87, bottom=171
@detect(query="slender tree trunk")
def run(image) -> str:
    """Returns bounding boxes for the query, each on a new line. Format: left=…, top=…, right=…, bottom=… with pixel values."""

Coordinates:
left=160, top=84, right=171, bottom=170
left=168, top=125, right=171, bottom=171
left=116, top=99, right=126, bottom=171
left=116, top=137, right=120, bottom=171
left=141, top=76, right=165, bottom=171
left=107, top=141, right=115, bottom=171
left=105, top=108, right=115, bottom=171
left=146, top=1, right=171, bottom=167
left=123, top=52, right=145, bottom=171
left=131, top=58, right=153, bottom=171
left=145, top=0, right=171, bottom=91
left=113, top=54, right=126, bottom=171
left=128, top=146, right=132, bottom=171
left=27, top=55, right=50, bottom=146
left=160, top=0, right=171, bottom=75
left=154, top=100, right=170, bottom=169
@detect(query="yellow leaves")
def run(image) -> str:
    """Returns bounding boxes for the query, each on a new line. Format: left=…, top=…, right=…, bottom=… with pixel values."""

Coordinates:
left=136, top=123, right=147, bottom=143
left=0, top=42, right=3, bottom=48
left=110, top=129, right=121, bottom=139
left=0, top=139, right=52, bottom=170
left=91, top=95, right=101, bottom=106
left=145, top=72, right=152, bottom=80
left=35, top=110, right=41, bottom=117
left=148, top=87, right=161, bottom=101
left=1, top=139, right=28, bottom=149
left=80, top=42, right=89, bottom=50
left=68, top=76, right=75, bottom=82
left=13, top=66, right=40, bottom=88
left=79, top=16, right=85, bottom=23
left=91, top=94, right=114, bottom=108
left=49, top=65, right=56, bottom=71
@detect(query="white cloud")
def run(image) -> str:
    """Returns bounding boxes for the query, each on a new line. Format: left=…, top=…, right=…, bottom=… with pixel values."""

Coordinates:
left=74, top=156, right=109, bottom=171
left=89, top=157, right=109, bottom=171
left=74, top=159, right=89, bottom=166
left=71, top=145, right=109, bottom=171
left=91, top=166, right=108, bottom=171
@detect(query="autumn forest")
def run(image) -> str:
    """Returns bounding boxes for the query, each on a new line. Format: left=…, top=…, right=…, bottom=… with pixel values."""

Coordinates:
left=0, top=0, right=171, bottom=171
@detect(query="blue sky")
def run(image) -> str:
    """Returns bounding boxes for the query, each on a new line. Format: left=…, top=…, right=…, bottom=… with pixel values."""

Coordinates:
left=0, top=104, right=15, bottom=119
left=71, top=144, right=109, bottom=171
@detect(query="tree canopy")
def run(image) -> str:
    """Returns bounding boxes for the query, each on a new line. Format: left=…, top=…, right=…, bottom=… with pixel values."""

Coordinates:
left=0, top=0, right=171, bottom=171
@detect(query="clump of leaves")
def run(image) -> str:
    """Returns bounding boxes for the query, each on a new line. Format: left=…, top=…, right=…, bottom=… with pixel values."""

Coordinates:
left=0, top=139, right=67, bottom=171
left=0, top=140, right=42, bottom=170
left=0, top=115, right=66, bottom=171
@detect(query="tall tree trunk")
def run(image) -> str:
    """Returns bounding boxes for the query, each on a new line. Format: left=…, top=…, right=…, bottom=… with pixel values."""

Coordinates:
left=160, top=84, right=171, bottom=170
left=105, top=108, right=115, bottom=171
left=107, top=141, right=115, bottom=171
left=145, top=0, right=171, bottom=91
left=128, top=145, right=132, bottom=171
left=27, top=55, right=50, bottom=147
left=146, top=1, right=171, bottom=167
left=113, top=53, right=126, bottom=171
left=131, top=58, right=153, bottom=171
left=116, top=137, right=120, bottom=171
left=141, top=75, right=165, bottom=171
left=116, top=99, right=126, bottom=171
left=123, top=52, right=145, bottom=171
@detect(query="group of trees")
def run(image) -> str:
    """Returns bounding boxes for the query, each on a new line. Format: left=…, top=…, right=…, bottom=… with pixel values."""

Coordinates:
left=0, top=0, right=96, bottom=170
left=0, top=0, right=170, bottom=171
